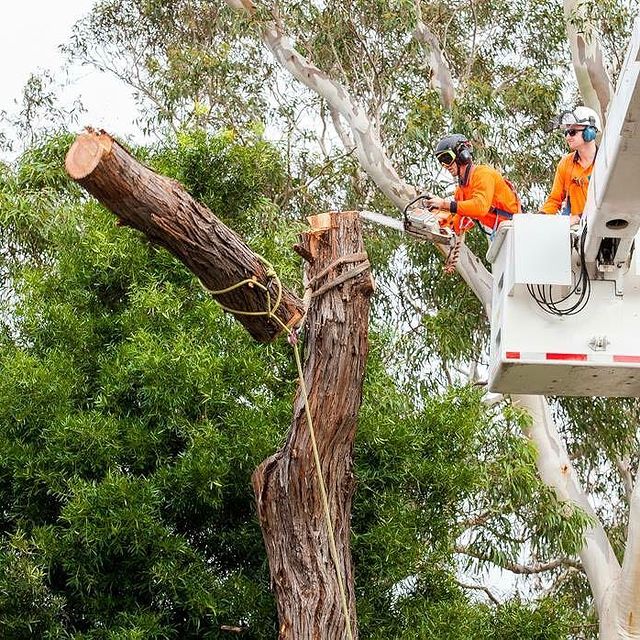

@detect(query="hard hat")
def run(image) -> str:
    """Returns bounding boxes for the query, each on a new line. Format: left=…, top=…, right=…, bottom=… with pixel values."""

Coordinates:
left=559, top=106, right=601, bottom=131
left=434, top=133, right=472, bottom=165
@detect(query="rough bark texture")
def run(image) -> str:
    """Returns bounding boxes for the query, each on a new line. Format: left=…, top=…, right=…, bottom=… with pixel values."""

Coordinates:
left=65, top=130, right=304, bottom=342
left=252, top=211, right=373, bottom=639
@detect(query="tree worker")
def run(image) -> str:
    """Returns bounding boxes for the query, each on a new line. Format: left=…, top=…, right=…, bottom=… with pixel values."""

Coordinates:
left=539, top=106, right=600, bottom=224
left=424, top=134, right=521, bottom=237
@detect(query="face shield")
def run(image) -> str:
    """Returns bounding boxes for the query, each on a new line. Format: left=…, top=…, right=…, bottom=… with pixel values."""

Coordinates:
left=559, top=110, right=582, bottom=127
left=549, top=108, right=598, bottom=131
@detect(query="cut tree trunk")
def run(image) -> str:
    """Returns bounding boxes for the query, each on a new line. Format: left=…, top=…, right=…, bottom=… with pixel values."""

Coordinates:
left=66, top=130, right=374, bottom=638
left=253, top=211, right=374, bottom=639
left=65, top=129, right=304, bottom=342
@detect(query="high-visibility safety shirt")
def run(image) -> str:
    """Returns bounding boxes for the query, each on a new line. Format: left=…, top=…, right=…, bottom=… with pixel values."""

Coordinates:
left=443, top=164, right=520, bottom=232
left=540, top=151, right=594, bottom=216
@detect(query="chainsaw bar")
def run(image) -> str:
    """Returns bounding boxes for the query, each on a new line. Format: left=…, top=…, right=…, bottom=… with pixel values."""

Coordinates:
left=359, top=209, right=453, bottom=245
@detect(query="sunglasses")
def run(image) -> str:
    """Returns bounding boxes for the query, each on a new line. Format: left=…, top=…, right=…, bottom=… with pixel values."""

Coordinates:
left=435, top=149, right=457, bottom=165
left=564, top=128, right=584, bottom=137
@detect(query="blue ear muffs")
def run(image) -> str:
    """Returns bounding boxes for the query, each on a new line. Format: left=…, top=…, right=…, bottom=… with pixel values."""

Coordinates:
left=582, top=126, right=597, bottom=142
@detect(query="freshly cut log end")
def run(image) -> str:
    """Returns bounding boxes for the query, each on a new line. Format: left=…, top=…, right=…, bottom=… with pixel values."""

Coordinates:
left=65, top=131, right=113, bottom=180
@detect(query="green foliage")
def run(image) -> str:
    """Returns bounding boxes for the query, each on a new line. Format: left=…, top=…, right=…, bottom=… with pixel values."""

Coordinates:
left=353, top=342, right=586, bottom=637
left=146, top=129, right=302, bottom=287
left=65, top=0, right=270, bottom=136
left=0, top=129, right=586, bottom=638
left=0, top=132, right=294, bottom=638
left=0, top=532, right=66, bottom=639
left=8, top=0, right=639, bottom=631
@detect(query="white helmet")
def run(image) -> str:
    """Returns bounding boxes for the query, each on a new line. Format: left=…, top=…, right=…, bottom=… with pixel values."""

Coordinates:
left=559, top=106, right=601, bottom=131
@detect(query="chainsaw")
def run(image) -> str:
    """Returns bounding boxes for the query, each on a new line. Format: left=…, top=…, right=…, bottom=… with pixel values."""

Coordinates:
left=402, top=194, right=454, bottom=244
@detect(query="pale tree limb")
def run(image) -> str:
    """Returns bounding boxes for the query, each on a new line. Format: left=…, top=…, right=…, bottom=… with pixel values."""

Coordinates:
left=563, top=0, right=613, bottom=124
left=456, top=544, right=583, bottom=575
left=224, top=0, right=494, bottom=312
left=512, top=395, right=620, bottom=625
left=412, top=3, right=455, bottom=110
left=613, top=472, right=640, bottom=639
left=455, top=579, right=500, bottom=605
left=330, top=108, right=356, bottom=153
left=615, top=453, right=634, bottom=505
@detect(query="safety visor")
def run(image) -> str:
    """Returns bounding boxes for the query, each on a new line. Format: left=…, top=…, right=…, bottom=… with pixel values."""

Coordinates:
left=435, top=149, right=457, bottom=166
left=558, top=110, right=589, bottom=127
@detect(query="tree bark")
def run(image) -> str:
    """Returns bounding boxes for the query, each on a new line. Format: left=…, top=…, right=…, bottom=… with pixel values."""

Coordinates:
left=65, top=129, right=304, bottom=343
left=252, top=211, right=373, bottom=639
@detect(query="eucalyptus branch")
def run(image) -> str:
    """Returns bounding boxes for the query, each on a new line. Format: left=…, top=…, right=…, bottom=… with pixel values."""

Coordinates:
left=346, top=16, right=383, bottom=111
left=455, top=579, right=500, bottom=605
left=330, top=108, right=356, bottom=152
left=458, top=511, right=493, bottom=530
left=455, top=544, right=583, bottom=575
left=614, top=454, right=634, bottom=505
left=463, top=0, right=478, bottom=85
left=412, top=16, right=455, bottom=109
left=512, top=394, right=620, bottom=616
left=225, top=0, right=494, bottom=312
left=275, top=147, right=357, bottom=206
left=562, top=0, right=613, bottom=123
left=615, top=467, right=640, bottom=635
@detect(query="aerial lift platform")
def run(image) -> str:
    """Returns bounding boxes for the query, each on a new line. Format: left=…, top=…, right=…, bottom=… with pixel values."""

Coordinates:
left=488, top=20, right=640, bottom=397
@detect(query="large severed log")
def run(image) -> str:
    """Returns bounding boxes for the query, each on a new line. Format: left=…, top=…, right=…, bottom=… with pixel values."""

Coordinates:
left=253, top=211, right=374, bottom=639
left=65, top=130, right=304, bottom=342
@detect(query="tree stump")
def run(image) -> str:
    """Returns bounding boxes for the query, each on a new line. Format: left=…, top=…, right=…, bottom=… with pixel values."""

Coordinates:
left=253, top=211, right=374, bottom=639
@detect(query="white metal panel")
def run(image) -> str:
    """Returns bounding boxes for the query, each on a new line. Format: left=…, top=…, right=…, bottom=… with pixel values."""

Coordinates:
left=512, top=215, right=571, bottom=285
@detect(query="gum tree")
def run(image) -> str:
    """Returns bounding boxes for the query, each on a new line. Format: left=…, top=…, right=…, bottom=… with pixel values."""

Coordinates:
left=43, top=0, right=640, bottom=636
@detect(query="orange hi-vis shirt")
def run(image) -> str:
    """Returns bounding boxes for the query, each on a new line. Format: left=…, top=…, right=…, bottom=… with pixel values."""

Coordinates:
left=448, top=164, right=520, bottom=231
left=540, top=151, right=594, bottom=216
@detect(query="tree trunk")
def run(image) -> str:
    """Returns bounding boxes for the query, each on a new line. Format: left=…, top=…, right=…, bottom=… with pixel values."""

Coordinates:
left=65, top=129, right=304, bottom=342
left=253, top=211, right=374, bottom=639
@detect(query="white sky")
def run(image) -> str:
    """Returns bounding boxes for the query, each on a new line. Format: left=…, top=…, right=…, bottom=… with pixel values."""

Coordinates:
left=1, top=0, right=139, bottom=156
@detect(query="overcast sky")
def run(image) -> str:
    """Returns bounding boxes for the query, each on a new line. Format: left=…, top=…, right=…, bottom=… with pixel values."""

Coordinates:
left=1, top=0, right=139, bottom=155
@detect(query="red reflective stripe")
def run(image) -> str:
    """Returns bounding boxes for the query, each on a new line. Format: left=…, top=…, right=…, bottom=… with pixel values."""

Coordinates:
left=505, top=351, right=520, bottom=359
left=545, top=353, right=588, bottom=361
left=613, top=355, right=640, bottom=363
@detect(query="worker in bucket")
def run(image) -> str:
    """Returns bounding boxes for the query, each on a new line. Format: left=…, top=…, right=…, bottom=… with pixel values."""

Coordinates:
left=424, top=134, right=521, bottom=237
left=539, top=106, right=600, bottom=224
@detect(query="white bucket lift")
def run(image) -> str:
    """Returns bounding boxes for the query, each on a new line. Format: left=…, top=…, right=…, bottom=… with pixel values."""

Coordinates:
left=487, top=216, right=640, bottom=397
left=488, top=20, right=640, bottom=397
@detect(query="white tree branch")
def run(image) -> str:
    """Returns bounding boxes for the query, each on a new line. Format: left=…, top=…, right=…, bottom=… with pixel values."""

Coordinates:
left=563, top=0, right=613, bottom=124
left=412, top=19, right=455, bottom=110
left=512, top=395, right=620, bottom=618
left=615, top=453, right=634, bottom=505
left=329, top=107, right=356, bottom=152
left=615, top=471, right=640, bottom=638
left=225, top=0, right=494, bottom=310
left=455, top=579, right=500, bottom=605
left=456, top=544, right=583, bottom=575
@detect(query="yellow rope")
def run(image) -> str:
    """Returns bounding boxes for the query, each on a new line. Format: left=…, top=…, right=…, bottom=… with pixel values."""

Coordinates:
left=205, top=265, right=355, bottom=640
